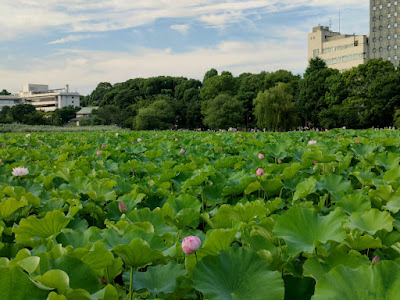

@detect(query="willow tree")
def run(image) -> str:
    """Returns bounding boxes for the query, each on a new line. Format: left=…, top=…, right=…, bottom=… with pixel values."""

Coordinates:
left=254, top=83, right=299, bottom=131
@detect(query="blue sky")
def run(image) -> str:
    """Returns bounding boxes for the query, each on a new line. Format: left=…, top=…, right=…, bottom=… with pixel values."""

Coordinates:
left=0, top=0, right=369, bottom=95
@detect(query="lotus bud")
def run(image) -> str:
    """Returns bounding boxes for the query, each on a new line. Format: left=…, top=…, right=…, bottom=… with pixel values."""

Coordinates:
left=180, top=148, right=185, bottom=154
left=325, top=129, right=328, bottom=132
left=119, top=202, right=127, bottom=213
left=258, top=153, right=264, bottom=159
left=155, top=134, right=158, bottom=137
left=277, top=158, right=282, bottom=164
left=137, top=138, right=142, bottom=142
left=100, top=133, right=104, bottom=137
left=372, top=255, right=380, bottom=264
left=256, top=168, right=264, bottom=176
left=313, top=160, right=317, bottom=165
left=355, top=139, right=359, bottom=144
left=308, top=140, right=317, bottom=145
left=175, top=138, right=178, bottom=142
left=25, top=143, right=29, bottom=147
left=131, top=168, right=135, bottom=173
left=0, top=159, right=2, bottom=163
left=101, top=144, right=105, bottom=148
left=26, top=133, right=31, bottom=138
left=182, top=236, right=201, bottom=255
left=96, top=150, right=101, bottom=156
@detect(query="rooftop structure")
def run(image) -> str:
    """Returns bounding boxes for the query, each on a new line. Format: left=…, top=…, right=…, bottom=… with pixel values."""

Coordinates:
left=0, top=84, right=81, bottom=112
left=308, top=26, right=370, bottom=72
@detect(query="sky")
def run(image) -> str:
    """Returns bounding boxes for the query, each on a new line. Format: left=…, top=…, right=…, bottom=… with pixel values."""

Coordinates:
left=0, top=0, right=369, bottom=95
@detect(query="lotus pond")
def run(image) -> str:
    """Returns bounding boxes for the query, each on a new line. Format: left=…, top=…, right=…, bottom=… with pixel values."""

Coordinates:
left=1, top=130, right=400, bottom=299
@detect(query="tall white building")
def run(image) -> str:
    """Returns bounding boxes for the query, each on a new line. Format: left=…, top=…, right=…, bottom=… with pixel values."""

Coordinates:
left=0, top=84, right=81, bottom=112
left=308, top=26, right=370, bottom=72
left=370, top=0, right=400, bottom=67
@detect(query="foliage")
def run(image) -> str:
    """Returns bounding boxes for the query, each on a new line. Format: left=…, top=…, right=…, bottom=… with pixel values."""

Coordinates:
left=1, top=129, right=400, bottom=298
left=254, top=83, right=299, bottom=131
left=202, top=94, right=244, bottom=129
left=135, top=100, right=175, bottom=130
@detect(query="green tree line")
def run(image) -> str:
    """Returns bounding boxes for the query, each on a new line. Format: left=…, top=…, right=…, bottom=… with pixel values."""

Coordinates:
left=2, top=58, right=400, bottom=130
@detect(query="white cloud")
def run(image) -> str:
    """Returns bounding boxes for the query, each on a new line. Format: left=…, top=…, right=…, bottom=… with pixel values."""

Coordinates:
left=48, top=34, right=91, bottom=44
left=170, top=24, right=190, bottom=34
left=0, top=38, right=307, bottom=95
left=0, top=0, right=368, bottom=39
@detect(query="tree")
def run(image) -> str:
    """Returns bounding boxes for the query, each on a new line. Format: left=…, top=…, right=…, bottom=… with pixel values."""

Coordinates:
left=92, top=105, right=123, bottom=125
left=254, top=83, right=299, bottom=131
left=203, top=68, right=218, bottom=82
left=10, top=104, right=36, bottom=123
left=202, top=94, right=244, bottom=129
left=53, top=106, right=80, bottom=125
left=135, top=100, right=174, bottom=130
left=0, top=89, right=11, bottom=95
left=89, top=82, right=113, bottom=105
left=297, top=59, right=339, bottom=126
left=200, top=74, right=238, bottom=101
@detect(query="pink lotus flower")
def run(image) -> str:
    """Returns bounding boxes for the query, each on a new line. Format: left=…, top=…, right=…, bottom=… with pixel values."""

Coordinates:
left=308, top=140, right=317, bottom=145
left=175, top=138, right=178, bottom=142
left=25, top=143, right=29, bottom=147
left=342, top=126, right=346, bottom=129
left=96, top=150, right=102, bottom=156
left=137, top=138, right=142, bottom=142
left=115, top=133, right=119, bottom=137
left=155, top=134, right=158, bottom=137
left=313, top=160, right=317, bottom=165
left=256, top=168, right=264, bottom=176
left=81, top=138, right=83, bottom=141
left=101, top=144, right=105, bottom=148
left=132, top=141, right=135, bottom=144
left=37, top=140, right=41, bottom=143
left=306, top=137, right=308, bottom=141
left=325, top=129, right=328, bottom=132
left=355, top=139, right=360, bottom=144
left=182, top=236, right=201, bottom=255
left=180, top=148, right=185, bottom=154
left=258, top=153, right=264, bottom=159
left=277, top=159, right=282, bottom=164
left=119, top=202, right=127, bottom=213
left=26, top=134, right=30, bottom=138
left=0, top=159, right=2, bottom=163
left=12, top=167, right=29, bottom=176
left=100, top=133, right=104, bottom=137
left=372, top=255, right=380, bottom=264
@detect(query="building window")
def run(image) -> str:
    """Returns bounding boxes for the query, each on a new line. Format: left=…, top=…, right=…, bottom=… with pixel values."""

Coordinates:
left=395, top=45, right=398, bottom=49
left=379, top=26, right=383, bottom=31
left=373, top=37, right=377, bottom=42
left=72, top=101, right=74, bottom=104
left=380, top=47, right=383, bottom=52
left=388, top=45, right=392, bottom=50
left=395, top=55, right=398, bottom=60
left=379, top=4, right=383, bottom=9
left=395, top=33, right=398, bottom=38
left=388, top=57, right=391, bottom=60
left=395, top=23, right=398, bottom=27
left=373, top=16, right=377, bottom=21
left=379, top=15, right=383, bottom=20
left=373, top=6, right=376, bottom=10
left=373, top=48, right=377, bottom=53
left=395, top=12, right=398, bottom=16
left=388, top=35, right=391, bottom=40
left=388, top=24, right=391, bottom=29
left=380, top=36, right=383, bottom=41
left=373, top=27, right=377, bottom=32
left=313, top=49, right=319, bottom=58
left=388, top=2, right=391, bottom=7
left=388, top=14, right=391, bottom=18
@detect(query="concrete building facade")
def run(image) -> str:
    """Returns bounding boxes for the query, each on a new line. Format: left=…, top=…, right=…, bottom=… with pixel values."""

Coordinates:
left=370, top=0, right=400, bottom=66
left=308, top=26, right=370, bottom=72
left=0, top=84, right=81, bottom=112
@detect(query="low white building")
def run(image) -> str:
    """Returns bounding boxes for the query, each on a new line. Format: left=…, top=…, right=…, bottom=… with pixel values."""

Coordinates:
left=0, top=84, right=81, bottom=112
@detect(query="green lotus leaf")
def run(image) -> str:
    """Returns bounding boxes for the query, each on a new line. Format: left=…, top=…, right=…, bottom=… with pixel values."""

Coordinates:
left=64, top=288, right=92, bottom=300
left=91, top=284, right=119, bottom=300
left=293, top=177, right=317, bottom=201
left=37, top=255, right=101, bottom=294
left=368, top=185, right=395, bottom=203
left=14, top=210, right=72, bottom=247
left=57, top=227, right=102, bottom=249
left=303, top=248, right=370, bottom=280
left=132, top=261, right=187, bottom=296
left=244, top=181, right=262, bottom=195
left=67, top=241, right=114, bottom=276
left=384, top=166, right=400, bottom=183
left=193, top=247, right=284, bottom=300
left=280, top=163, right=301, bottom=180
left=112, top=238, right=164, bottom=268
left=223, top=170, right=256, bottom=196
left=207, top=200, right=268, bottom=228
left=0, top=266, right=50, bottom=299
left=316, top=174, right=352, bottom=195
left=273, top=206, right=347, bottom=257
left=337, top=193, right=371, bottom=214
left=312, top=261, right=400, bottom=299
left=375, top=152, right=400, bottom=170
left=16, top=256, right=40, bottom=274
left=0, top=197, right=28, bottom=219
left=128, top=208, right=174, bottom=236
left=283, top=275, right=315, bottom=300
left=34, top=269, right=70, bottom=294
left=260, top=178, right=284, bottom=194
left=48, top=292, right=67, bottom=300
left=344, top=230, right=382, bottom=251
left=346, top=209, right=394, bottom=235
left=168, top=194, right=202, bottom=213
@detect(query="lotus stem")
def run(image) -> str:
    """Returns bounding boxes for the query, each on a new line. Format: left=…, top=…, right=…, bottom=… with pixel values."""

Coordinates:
left=129, top=267, right=133, bottom=300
